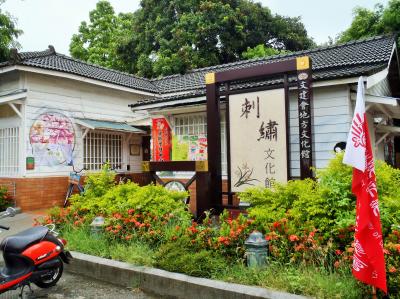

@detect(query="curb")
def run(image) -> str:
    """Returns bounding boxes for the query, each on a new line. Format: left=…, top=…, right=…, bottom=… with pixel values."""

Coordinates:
left=66, top=251, right=309, bottom=299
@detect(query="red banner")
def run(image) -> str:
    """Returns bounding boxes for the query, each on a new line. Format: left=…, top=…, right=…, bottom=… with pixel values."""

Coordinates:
left=344, top=77, right=387, bottom=293
left=152, top=118, right=171, bottom=161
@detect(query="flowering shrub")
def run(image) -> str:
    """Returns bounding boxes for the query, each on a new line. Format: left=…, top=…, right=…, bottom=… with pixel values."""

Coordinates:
left=40, top=155, right=400, bottom=297
left=240, top=153, right=400, bottom=296
left=0, top=187, right=13, bottom=211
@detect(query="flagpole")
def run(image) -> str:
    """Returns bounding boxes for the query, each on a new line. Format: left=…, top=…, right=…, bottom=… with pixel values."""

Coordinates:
left=372, top=286, right=377, bottom=299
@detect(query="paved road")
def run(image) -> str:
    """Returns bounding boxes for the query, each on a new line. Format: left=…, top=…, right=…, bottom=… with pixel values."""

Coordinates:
left=0, top=272, right=158, bottom=299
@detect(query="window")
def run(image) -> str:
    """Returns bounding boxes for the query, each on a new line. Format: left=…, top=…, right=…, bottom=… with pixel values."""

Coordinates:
left=0, top=127, right=19, bottom=176
left=83, top=131, right=123, bottom=170
left=173, top=113, right=227, bottom=174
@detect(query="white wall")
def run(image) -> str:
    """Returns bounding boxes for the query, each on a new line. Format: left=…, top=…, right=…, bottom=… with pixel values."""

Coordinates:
left=366, top=77, right=392, bottom=161
left=23, top=72, right=150, bottom=177
left=289, top=85, right=351, bottom=177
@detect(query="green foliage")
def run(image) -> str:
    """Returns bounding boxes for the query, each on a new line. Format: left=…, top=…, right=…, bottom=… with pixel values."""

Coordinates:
left=69, top=0, right=135, bottom=72
left=70, top=0, right=314, bottom=77
left=241, top=44, right=288, bottom=60
left=63, top=225, right=154, bottom=266
left=216, top=263, right=366, bottom=299
left=154, top=237, right=227, bottom=278
left=241, top=153, right=400, bottom=240
left=0, top=0, right=22, bottom=62
left=337, top=0, right=400, bottom=44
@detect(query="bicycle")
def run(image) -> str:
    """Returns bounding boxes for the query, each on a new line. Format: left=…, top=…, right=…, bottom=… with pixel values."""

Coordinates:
left=63, top=165, right=85, bottom=207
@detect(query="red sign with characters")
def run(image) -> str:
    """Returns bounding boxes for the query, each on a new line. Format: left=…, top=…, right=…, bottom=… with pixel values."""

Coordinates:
left=152, top=118, right=171, bottom=161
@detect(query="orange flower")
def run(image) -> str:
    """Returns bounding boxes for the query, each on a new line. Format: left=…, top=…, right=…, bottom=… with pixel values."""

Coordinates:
left=289, top=235, right=299, bottom=242
left=217, top=236, right=230, bottom=246
left=335, top=249, right=342, bottom=255
left=347, top=247, right=354, bottom=253
left=395, top=244, right=400, bottom=253
left=334, top=261, right=340, bottom=268
left=389, top=267, right=397, bottom=273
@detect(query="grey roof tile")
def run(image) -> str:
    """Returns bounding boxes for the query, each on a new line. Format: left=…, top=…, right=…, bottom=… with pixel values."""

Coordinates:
left=5, top=46, right=159, bottom=94
left=150, top=35, right=395, bottom=95
left=2, top=34, right=395, bottom=105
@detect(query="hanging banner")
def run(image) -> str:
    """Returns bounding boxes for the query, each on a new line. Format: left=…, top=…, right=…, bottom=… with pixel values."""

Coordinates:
left=229, top=89, right=288, bottom=192
left=152, top=118, right=171, bottom=161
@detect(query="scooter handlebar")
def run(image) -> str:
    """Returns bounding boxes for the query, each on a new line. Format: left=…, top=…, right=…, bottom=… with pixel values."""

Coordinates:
left=0, top=225, right=10, bottom=230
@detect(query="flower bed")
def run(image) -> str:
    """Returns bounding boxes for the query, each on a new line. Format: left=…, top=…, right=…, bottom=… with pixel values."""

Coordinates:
left=39, top=157, right=400, bottom=298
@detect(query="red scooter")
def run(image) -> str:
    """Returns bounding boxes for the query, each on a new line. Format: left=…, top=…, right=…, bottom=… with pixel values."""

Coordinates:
left=0, top=207, right=72, bottom=296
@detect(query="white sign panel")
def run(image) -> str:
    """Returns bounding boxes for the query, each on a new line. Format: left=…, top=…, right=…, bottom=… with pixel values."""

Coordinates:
left=229, top=89, right=288, bottom=192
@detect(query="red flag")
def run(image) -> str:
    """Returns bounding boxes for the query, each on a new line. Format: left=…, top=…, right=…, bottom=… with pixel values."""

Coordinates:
left=343, top=77, right=387, bottom=293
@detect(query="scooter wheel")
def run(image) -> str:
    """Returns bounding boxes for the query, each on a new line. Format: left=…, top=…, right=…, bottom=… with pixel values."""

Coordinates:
left=34, top=257, right=63, bottom=288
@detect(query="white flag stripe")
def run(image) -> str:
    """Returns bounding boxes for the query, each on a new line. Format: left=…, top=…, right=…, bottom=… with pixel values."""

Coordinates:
left=343, top=77, right=366, bottom=171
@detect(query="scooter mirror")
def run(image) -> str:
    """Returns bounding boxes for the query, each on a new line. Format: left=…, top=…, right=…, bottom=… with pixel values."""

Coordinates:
left=5, top=207, right=16, bottom=217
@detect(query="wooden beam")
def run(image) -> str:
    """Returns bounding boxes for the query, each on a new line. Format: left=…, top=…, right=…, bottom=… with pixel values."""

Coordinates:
left=81, top=128, right=90, bottom=140
left=215, top=59, right=297, bottom=83
left=376, top=132, right=390, bottom=147
left=8, top=103, right=22, bottom=118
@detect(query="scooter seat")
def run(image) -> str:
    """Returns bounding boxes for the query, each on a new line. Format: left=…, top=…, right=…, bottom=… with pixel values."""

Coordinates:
left=0, top=226, right=49, bottom=253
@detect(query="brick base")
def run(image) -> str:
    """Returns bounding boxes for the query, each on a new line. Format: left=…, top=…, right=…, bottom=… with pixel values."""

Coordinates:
left=0, top=177, right=69, bottom=211
left=0, top=173, right=153, bottom=212
left=0, top=174, right=238, bottom=214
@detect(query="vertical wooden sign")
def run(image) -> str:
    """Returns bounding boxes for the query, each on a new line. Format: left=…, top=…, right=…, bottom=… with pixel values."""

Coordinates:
left=296, top=57, right=313, bottom=179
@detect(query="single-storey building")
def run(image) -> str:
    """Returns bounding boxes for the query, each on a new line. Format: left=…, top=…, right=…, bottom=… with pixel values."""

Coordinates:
left=0, top=35, right=399, bottom=211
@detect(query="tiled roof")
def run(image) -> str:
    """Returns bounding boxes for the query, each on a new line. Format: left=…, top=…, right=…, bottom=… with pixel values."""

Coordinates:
left=2, top=34, right=396, bottom=105
left=134, top=34, right=395, bottom=107
left=4, top=46, right=159, bottom=94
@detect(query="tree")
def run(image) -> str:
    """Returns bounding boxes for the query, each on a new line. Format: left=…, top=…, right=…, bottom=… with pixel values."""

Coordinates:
left=337, top=0, right=400, bottom=43
left=70, top=0, right=314, bottom=77
left=69, top=1, right=134, bottom=72
left=128, top=0, right=314, bottom=77
left=0, top=0, right=22, bottom=62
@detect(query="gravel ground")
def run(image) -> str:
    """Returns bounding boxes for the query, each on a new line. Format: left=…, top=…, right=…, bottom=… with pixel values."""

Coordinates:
left=0, top=272, right=159, bottom=299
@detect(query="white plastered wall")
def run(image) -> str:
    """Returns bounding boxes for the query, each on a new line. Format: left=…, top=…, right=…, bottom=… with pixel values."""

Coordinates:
left=22, top=72, right=148, bottom=177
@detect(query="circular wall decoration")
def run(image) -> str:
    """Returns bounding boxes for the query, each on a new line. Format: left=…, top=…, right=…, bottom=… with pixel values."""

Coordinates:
left=29, top=112, right=75, bottom=166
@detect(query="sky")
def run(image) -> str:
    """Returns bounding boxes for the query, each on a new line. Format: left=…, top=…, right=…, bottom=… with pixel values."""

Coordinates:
left=2, top=0, right=389, bottom=55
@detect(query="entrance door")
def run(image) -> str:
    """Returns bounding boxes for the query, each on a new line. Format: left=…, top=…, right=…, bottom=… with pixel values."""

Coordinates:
left=142, top=136, right=151, bottom=161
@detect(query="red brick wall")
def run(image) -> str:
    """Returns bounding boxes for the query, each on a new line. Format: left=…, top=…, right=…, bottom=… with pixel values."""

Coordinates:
left=0, top=177, right=69, bottom=211
left=0, top=173, right=153, bottom=212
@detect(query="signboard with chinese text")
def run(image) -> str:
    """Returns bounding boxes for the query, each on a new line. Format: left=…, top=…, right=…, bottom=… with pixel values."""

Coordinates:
left=296, top=58, right=313, bottom=178
left=229, top=89, right=288, bottom=192
left=152, top=118, right=171, bottom=161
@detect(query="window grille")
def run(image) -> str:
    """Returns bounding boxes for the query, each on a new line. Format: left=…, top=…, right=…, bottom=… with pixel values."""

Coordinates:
left=0, top=127, right=19, bottom=176
left=173, top=113, right=227, bottom=174
left=83, top=131, right=123, bottom=171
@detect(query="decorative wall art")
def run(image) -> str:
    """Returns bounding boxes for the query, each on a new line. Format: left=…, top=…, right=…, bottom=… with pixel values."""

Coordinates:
left=28, top=112, right=75, bottom=167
